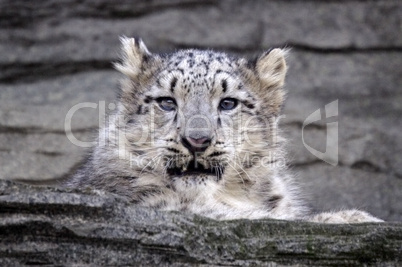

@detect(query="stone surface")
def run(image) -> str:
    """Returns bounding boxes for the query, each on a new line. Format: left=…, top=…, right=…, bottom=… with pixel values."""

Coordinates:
left=0, top=71, right=118, bottom=181
left=0, top=71, right=118, bottom=130
left=1, top=180, right=401, bottom=266
left=2, top=0, right=402, bottom=82
left=0, top=0, right=401, bottom=224
left=295, top=163, right=402, bottom=222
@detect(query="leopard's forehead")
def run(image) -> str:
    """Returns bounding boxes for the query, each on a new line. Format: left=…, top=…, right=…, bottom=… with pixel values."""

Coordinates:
left=154, top=49, right=247, bottom=101
left=165, top=49, right=239, bottom=71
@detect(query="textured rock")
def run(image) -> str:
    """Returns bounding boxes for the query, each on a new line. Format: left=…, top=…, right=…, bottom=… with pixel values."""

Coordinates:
left=0, top=180, right=401, bottom=266
left=295, top=163, right=402, bottom=222
left=0, top=71, right=118, bottom=130
left=0, top=132, right=89, bottom=181
left=287, top=51, right=402, bottom=98
left=0, top=71, right=118, bottom=180
left=2, top=1, right=402, bottom=82
left=256, top=1, right=402, bottom=49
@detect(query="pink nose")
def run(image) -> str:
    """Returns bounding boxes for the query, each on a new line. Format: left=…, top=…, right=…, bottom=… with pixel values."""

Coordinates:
left=182, top=136, right=211, bottom=153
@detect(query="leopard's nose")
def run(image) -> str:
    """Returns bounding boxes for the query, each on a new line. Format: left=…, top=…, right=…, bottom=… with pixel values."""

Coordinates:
left=181, top=136, right=211, bottom=153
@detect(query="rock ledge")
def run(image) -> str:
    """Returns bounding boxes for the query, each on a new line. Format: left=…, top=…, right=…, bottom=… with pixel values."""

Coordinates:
left=0, top=180, right=401, bottom=266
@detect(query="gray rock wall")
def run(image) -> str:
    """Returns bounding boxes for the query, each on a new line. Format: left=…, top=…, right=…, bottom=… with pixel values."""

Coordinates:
left=1, top=0, right=401, bottom=221
left=1, top=180, right=401, bottom=266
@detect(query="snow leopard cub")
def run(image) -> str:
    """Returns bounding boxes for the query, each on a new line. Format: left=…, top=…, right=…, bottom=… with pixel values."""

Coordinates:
left=67, top=37, right=382, bottom=223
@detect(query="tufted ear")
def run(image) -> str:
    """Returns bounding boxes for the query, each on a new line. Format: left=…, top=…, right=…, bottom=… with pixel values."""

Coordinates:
left=252, top=49, right=288, bottom=114
left=255, top=48, right=288, bottom=91
left=114, top=36, right=152, bottom=79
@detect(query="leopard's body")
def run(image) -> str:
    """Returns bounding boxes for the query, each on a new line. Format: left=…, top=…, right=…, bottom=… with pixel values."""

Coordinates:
left=67, top=37, right=382, bottom=223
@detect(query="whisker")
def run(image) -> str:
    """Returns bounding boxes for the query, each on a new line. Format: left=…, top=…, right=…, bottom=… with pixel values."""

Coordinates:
left=232, top=157, right=254, bottom=182
left=139, top=153, right=162, bottom=176
left=226, top=160, right=246, bottom=186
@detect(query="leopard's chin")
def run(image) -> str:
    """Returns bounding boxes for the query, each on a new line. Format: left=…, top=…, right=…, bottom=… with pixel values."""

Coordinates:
left=167, top=159, right=224, bottom=180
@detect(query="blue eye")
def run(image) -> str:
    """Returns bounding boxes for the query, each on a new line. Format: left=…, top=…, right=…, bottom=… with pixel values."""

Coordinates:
left=219, top=98, right=238, bottom=110
left=157, top=97, right=176, bottom=111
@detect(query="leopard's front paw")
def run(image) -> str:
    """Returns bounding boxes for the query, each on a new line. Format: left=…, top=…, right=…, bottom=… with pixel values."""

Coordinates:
left=308, top=209, right=383, bottom=224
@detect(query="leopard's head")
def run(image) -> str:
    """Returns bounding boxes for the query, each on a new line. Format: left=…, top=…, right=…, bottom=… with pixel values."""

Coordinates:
left=113, top=37, right=287, bottom=188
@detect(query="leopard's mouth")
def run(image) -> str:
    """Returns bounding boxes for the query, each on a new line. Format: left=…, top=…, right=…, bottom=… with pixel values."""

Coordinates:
left=167, top=159, right=224, bottom=180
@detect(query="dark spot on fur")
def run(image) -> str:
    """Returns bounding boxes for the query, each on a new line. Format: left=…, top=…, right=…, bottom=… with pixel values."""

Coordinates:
left=209, top=151, right=225, bottom=157
left=203, top=61, right=209, bottom=73
left=266, top=195, right=283, bottom=209
left=170, top=77, right=177, bottom=93
left=117, top=175, right=138, bottom=180
left=136, top=105, right=143, bottom=115
left=217, top=117, right=222, bottom=127
left=138, top=187, right=162, bottom=200
left=246, top=92, right=256, bottom=101
left=242, top=100, right=255, bottom=109
left=180, top=197, right=190, bottom=205
left=188, top=59, right=194, bottom=68
left=142, top=54, right=150, bottom=63
left=136, top=105, right=149, bottom=115
left=173, top=113, right=177, bottom=123
left=144, top=96, right=152, bottom=103
left=241, top=110, right=255, bottom=116
left=167, top=148, right=180, bottom=153
left=152, top=200, right=167, bottom=209
left=221, top=79, right=227, bottom=93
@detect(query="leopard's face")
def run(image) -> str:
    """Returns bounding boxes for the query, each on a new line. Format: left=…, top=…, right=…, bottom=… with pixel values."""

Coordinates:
left=114, top=38, right=287, bottom=188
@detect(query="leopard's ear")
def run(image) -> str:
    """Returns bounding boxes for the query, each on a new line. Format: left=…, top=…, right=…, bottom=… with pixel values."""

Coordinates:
left=114, top=36, right=152, bottom=79
left=255, top=48, right=288, bottom=91
left=251, top=48, right=288, bottom=114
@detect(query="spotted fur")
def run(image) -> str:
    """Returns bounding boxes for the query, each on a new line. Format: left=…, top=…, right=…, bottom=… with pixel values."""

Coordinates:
left=67, top=37, right=382, bottom=223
